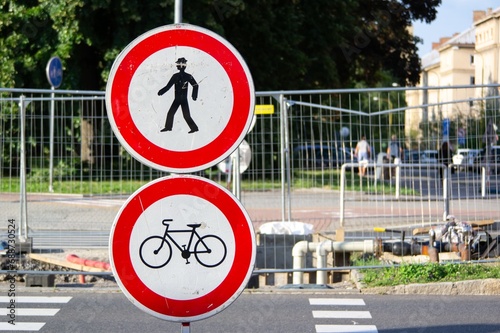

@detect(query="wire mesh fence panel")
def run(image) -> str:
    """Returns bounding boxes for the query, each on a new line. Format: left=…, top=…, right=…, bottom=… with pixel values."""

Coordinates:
left=0, top=86, right=499, bottom=277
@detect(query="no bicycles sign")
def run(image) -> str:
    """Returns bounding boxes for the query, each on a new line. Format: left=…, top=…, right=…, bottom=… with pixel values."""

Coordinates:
left=105, top=23, right=255, bottom=173
left=109, top=175, right=256, bottom=322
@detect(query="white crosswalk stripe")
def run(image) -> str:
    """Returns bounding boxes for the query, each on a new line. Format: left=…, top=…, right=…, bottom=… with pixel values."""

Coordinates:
left=0, top=296, right=72, bottom=331
left=310, top=298, right=366, bottom=306
left=0, top=308, right=60, bottom=316
left=0, top=323, right=46, bottom=331
left=0, top=296, right=72, bottom=303
left=313, top=310, right=372, bottom=319
left=310, top=298, right=378, bottom=333
left=315, top=325, right=378, bottom=333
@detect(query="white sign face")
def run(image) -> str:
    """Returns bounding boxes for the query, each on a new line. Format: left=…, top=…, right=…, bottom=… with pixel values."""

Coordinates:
left=129, top=46, right=233, bottom=152
left=129, top=194, right=235, bottom=300
left=217, top=140, right=252, bottom=174
left=109, top=175, right=255, bottom=322
left=105, top=24, right=255, bottom=173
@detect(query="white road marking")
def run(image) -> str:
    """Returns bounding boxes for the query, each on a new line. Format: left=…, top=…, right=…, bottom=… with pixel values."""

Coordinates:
left=0, top=323, right=45, bottom=331
left=316, top=325, right=378, bottom=333
left=309, top=298, right=366, bottom=306
left=0, top=296, right=72, bottom=331
left=0, top=308, right=60, bottom=316
left=0, top=296, right=72, bottom=303
left=313, top=310, right=372, bottom=319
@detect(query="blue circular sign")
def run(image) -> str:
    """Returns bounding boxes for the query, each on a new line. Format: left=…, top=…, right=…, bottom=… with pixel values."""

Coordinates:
left=46, top=56, right=63, bottom=88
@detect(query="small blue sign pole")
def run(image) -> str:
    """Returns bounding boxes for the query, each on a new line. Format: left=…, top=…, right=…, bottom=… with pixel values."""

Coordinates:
left=442, top=118, right=450, bottom=142
left=46, top=56, right=63, bottom=192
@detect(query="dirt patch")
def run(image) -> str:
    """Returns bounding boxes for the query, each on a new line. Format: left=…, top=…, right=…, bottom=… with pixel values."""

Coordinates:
left=0, top=249, right=116, bottom=286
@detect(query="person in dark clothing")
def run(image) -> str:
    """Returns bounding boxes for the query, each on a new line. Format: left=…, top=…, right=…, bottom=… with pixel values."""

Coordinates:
left=158, top=57, right=199, bottom=133
left=438, top=141, right=453, bottom=179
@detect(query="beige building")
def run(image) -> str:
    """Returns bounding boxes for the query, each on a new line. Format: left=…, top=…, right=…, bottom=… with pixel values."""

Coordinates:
left=405, top=7, right=500, bottom=147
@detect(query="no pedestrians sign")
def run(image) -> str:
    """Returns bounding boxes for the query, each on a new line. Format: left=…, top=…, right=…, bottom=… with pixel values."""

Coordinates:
left=105, top=24, right=255, bottom=173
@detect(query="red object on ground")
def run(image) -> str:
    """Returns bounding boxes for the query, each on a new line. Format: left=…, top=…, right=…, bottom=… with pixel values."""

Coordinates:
left=66, top=254, right=111, bottom=271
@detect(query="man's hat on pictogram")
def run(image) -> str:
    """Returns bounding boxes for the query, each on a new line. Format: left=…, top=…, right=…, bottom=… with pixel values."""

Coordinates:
left=176, top=57, right=187, bottom=64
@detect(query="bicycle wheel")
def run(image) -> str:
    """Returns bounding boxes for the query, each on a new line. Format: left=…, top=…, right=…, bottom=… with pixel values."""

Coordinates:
left=139, top=236, right=172, bottom=269
left=194, top=235, right=227, bottom=268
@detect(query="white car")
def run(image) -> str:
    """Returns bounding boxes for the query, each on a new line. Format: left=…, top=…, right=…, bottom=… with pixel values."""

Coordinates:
left=452, top=148, right=481, bottom=170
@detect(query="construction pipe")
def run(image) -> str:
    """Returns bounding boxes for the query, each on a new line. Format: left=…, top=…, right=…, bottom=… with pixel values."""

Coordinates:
left=316, top=240, right=375, bottom=285
left=292, top=240, right=375, bottom=285
left=66, top=254, right=111, bottom=271
left=292, top=241, right=319, bottom=284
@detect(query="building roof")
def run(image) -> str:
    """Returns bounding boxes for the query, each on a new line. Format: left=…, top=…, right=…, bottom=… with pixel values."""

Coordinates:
left=421, top=25, right=475, bottom=70
left=421, top=49, right=440, bottom=69
left=441, top=25, right=476, bottom=48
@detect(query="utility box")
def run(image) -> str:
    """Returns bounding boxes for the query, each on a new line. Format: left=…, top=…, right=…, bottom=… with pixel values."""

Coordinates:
left=375, top=153, right=391, bottom=180
left=25, top=274, right=55, bottom=287
left=256, top=233, right=313, bottom=269
left=255, top=233, right=313, bottom=286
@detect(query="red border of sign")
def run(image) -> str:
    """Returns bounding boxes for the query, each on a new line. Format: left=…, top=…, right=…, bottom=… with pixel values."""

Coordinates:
left=110, top=176, right=255, bottom=321
left=107, top=25, right=254, bottom=172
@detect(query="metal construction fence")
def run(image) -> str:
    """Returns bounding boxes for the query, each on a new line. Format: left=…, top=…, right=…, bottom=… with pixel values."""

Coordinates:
left=1, top=85, right=499, bottom=280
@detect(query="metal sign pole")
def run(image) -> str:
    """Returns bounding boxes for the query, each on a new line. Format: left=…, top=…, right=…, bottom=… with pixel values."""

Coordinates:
left=181, top=322, right=190, bottom=333
left=174, top=0, right=183, bottom=23
left=49, top=86, right=55, bottom=192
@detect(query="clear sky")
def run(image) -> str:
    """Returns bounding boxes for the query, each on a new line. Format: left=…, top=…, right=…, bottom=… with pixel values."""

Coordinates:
left=412, top=0, right=500, bottom=57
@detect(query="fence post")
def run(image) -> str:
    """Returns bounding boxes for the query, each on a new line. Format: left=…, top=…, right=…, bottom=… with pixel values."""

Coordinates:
left=280, top=95, right=292, bottom=222
left=18, top=95, right=29, bottom=241
left=481, top=166, right=486, bottom=197
left=443, top=164, right=450, bottom=220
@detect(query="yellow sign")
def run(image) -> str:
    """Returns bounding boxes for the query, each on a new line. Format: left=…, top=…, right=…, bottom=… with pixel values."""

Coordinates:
left=255, top=104, right=274, bottom=115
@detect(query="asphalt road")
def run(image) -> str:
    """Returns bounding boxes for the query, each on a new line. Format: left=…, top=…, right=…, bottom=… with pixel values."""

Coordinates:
left=3, top=290, right=500, bottom=333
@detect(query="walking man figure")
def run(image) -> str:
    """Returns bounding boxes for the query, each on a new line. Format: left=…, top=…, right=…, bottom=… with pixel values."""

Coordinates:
left=158, top=57, right=199, bottom=133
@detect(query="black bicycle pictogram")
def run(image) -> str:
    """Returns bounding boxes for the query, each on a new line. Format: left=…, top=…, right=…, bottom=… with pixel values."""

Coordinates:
left=139, top=219, right=227, bottom=269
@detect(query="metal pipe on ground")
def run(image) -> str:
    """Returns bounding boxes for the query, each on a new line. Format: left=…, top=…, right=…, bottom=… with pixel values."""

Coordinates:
left=292, top=240, right=375, bottom=285
left=316, top=240, right=375, bottom=285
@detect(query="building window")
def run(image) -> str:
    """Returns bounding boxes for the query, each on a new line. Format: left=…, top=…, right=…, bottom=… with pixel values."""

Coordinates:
left=471, top=55, right=475, bottom=64
left=470, top=76, right=475, bottom=85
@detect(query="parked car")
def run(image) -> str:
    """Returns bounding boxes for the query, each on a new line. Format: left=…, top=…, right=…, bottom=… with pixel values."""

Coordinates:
left=293, top=144, right=358, bottom=169
left=420, top=150, right=438, bottom=164
left=472, top=146, right=500, bottom=174
left=452, top=148, right=481, bottom=171
left=403, top=149, right=420, bottom=163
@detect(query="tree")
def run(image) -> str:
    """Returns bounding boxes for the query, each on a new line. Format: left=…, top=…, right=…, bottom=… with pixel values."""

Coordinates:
left=0, top=0, right=440, bottom=90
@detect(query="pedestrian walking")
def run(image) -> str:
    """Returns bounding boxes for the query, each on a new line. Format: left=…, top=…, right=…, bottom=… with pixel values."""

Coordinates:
left=355, top=135, right=371, bottom=176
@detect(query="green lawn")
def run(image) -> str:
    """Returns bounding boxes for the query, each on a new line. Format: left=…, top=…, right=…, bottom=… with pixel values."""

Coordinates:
left=1, top=169, right=418, bottom=196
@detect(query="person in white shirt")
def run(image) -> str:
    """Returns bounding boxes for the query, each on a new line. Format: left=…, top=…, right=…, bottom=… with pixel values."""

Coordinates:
left=355, top=135, right=371, bottom=176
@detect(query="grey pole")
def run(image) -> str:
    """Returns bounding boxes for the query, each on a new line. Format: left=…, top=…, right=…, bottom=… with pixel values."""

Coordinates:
left=233, top=146, right=241, bottom=200
left=18, top=96, right=29, bottom=241
left=49, top=86, right=55, bottom=192
left=174, top=0, right=183, bottom=23
left=279, top=95, right=286, bottom=221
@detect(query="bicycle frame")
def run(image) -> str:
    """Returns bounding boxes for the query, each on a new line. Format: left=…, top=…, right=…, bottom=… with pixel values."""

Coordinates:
left=157, top=223, right=202, bottom=254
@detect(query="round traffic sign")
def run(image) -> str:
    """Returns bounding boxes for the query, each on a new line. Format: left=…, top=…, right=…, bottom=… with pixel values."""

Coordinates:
left=109, top=175, right=255, bottom=322
left=105, top=24, right=255, bottom=173
left=217, top=140, right=251, bottom=174
left=46, top=56, right=63, bottom=88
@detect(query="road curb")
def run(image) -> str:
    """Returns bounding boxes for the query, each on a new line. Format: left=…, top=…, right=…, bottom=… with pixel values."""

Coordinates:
left=359, top=278, right=500, bottom=295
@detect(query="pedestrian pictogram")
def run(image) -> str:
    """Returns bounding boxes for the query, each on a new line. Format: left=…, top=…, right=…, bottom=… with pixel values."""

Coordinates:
left=105, top=24, right=255, bottom=173
left=109, top=175, right=255, bottom=322
left=158, top=57, right=199, bottom=134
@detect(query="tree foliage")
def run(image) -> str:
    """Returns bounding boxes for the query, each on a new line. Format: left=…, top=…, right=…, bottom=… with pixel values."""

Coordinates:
left=0, top=0, right=441, bottom=90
